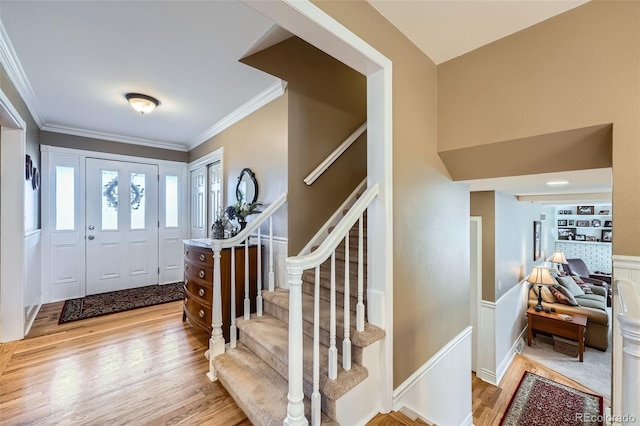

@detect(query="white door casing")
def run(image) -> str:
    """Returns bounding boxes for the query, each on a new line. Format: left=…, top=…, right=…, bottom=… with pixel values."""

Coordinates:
left=208, top=161, right=222, bottom=230
left=470, top=216, right=482, bottom=373
left=85, top=158, right=159, bottom=295
left=190, top=166, right=207, bottom=238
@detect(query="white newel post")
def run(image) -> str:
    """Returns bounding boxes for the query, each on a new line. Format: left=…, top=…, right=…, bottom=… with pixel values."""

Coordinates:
left=618, top=314, right=640, bottom=424
left=285, top=266, right=309, bottom=426
left=207, top=242, right=226, bottom=381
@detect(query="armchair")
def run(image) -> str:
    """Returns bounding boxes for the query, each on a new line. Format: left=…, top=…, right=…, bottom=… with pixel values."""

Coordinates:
left=564, top=258, right=612, bottom=307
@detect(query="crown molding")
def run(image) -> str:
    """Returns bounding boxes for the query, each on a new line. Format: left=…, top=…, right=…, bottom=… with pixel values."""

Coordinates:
left=41, top=124, right=188, bottom=152
left=0, top=21, right=46, bottom=127
left=187, top=79, right=286, bottom=151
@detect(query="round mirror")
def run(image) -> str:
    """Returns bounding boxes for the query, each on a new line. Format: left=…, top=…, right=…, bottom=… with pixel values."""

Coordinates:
left=236, top=168, right=258, bottom=204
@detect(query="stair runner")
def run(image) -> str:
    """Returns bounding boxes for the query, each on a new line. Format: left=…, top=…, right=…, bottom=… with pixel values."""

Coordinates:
left=213, top=215, right=384, bottom=425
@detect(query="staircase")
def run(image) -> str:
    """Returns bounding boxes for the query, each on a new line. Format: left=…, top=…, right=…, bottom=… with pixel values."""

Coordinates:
left=212, top=208, right=384, bottom=425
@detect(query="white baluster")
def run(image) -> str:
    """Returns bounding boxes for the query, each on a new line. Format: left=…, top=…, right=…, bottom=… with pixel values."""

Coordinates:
left=269, top=217, right=275, bottom=292
left=230, top=247, right=237, bottom=349
left=312, top=265, right=321, bottom=426
left=257, top=226, right=263, bottom=317
left=329, top=252, right=338, bottom=380
left=207, top=243, right=225, bottom=381
left=285, top=266, right=309, bottom=426
left=244, top=238, right=250, bottom=320
left=343, top=235, right=351, bottom=371
left=356, top=213, right=365, bottom=332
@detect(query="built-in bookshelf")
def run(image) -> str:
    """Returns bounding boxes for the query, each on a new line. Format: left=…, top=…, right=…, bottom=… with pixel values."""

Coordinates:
left=556, top=204, right=612, bottom=243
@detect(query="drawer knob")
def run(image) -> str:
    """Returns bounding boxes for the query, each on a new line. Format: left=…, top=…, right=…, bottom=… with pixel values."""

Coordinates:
left=199, top=309, right=205, bottom=318
left=199, top=270, right=206, bottom=279
left=199, top=253, right=206, bottom=262
left=198, top=288, right=205, bottom=297
left=184, top=297, right=188, bottom=304
left=184, top=264, right=188, bottom=271
left=185, top=250, right=189, bottom=256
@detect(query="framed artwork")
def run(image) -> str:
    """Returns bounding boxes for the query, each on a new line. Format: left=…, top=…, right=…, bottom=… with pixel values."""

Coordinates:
left=599, top=210, right=610, bottom=215
left=602, top=230, right=613, bottom=242
left=575, top=234, right=586, bottom=241
left=533, top=221, right=541, bottom=260
left=557, top=219, right=567, bottom=226
left=558, top=227, right=576, bottom=240
left=576, top=220, right=590, bottom=227
left=568, top=220, right=575, bottom=226
left=591, top=219, right=601, bottom=227
left=604, top=220, right=613, bottom=228
left=25, top=154, right=33, bottom=180
left=586, top=236, right=597, bottom=242
left=577, top=205, right=595, bottom=215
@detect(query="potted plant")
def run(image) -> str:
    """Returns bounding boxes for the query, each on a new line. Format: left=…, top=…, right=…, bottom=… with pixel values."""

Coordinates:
left=226, top=201, right=263, bottom=230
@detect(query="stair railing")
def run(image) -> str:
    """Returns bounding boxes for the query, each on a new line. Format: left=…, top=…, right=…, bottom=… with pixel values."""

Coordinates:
left=207, top=192, right=287, bottom=381
left=285, top=183, right=378, bottom=426
left=303, top=122, right=367, bottom=186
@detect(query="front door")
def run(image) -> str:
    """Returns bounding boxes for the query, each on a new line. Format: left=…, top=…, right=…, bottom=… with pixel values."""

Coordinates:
left=86, top=158, right=159, bottom=295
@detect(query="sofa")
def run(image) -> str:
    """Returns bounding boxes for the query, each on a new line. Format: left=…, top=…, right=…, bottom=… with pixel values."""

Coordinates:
left=564, top=258, right=612, bottom=307
left=527, top=281, right=609, bottom=351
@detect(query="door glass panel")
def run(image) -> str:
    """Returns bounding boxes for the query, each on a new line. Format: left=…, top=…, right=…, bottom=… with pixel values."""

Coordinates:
left=130, top=173, right=146, bottom=229
left=101, top=170, right=119, bottom=230
left=55, top=166, right=75, bottom=230
left=165, top=175, right=178, bottom=228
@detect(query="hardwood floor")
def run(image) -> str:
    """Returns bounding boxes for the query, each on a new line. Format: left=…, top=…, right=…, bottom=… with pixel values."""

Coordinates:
left=1, top=301, right=609, bottom=425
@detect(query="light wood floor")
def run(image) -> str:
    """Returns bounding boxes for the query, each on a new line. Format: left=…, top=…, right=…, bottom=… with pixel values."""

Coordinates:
left=0, top=301, right=609, bottom=425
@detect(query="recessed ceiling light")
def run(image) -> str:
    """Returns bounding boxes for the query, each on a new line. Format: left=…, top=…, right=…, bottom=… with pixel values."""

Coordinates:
left=125, top=93, right=159, bottom=115
left=546, top=180, right=570, bottom=186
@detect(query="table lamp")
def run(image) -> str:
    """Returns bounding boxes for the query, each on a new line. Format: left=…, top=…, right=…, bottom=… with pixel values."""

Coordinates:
left=548, top=251, right=568, bottom=274
left=527, top=266, right=556, bottom=312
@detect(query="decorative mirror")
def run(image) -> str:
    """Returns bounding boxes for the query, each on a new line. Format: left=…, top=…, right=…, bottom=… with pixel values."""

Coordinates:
left=236, top=168, right=258, bottom=204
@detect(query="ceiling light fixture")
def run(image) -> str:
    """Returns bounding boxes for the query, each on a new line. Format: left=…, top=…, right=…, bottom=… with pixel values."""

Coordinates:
left=546, top=180, right=570, bottom=186
left=125, top=93, right=159, bottom=115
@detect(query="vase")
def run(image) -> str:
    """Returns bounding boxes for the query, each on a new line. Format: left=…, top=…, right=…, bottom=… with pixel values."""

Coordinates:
left=211, top=223, right=225, bottom=239
left=238, top=220, right=247, bottom=231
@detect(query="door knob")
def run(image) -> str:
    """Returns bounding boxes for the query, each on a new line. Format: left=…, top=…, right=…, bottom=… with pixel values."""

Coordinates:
left=88, top=225, right=95, bottom=230
left=87, top=235, right=95, bottom=240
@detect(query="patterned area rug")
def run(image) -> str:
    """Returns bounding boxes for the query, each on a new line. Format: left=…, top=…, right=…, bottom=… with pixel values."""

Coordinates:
left=500, top=372, right=603, bottom=426
left=59, top=282, right=183, bottom=324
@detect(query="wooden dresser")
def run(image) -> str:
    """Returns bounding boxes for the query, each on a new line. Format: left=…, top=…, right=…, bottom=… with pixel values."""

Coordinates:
left=182, top=240, right=258, bottom=341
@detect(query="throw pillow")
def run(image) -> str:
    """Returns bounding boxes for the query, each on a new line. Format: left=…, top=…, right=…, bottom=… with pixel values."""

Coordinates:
left=556, top=275, right=585, bottom=297
left=530, top=285, right=556, bottom=303
left=577, top=283, right=593, bottom=294
left=550, top=285, right=579, bottom=306
left=571, top=275, right=585, bottom=284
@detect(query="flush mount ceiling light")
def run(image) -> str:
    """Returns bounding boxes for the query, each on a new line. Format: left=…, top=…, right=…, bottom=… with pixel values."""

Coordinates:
left=546, top=180, right=570, bottom=186
left=125, top=93, right=159, bottom=115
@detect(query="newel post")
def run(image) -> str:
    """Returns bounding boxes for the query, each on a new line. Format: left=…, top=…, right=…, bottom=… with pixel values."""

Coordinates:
left=284, top=265, right=309, bottom=426
left=207, top=242, right=225, bottom=382
left=618, top=314, right=640, bottom=424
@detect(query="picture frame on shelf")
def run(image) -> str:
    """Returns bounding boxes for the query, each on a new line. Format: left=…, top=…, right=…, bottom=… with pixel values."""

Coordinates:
left=575, top=234, right=586, bottom=241
left=533, top=221, right=541, bottom=260
left=25, top=154, right=33, bottom=180
left=604, top=220, right=613, bottom=227
left=591, top=219, right=601, bottom=227
left=558, top=227, right=576, bottom=240
left=586, top=236, right=597, bottom=242
left=568, top=220, right=575, bottom=226
left=577, top=205, right=594, bottom=215
left=576, top=220, right=590, bottom=227
left=557, top=219, right=567, bottom=226
left=599, top=210, right=610, bottom=215
left=602, top=230, right=613, bottom=242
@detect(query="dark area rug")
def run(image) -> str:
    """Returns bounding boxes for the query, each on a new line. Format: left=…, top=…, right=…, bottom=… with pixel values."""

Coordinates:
left=500, top=371, right=603, bottom=426
left=59, top=282, right=183, bottom=324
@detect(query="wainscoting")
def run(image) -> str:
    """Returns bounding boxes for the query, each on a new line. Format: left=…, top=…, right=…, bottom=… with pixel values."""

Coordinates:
left=24, top=230, right=42, bottom=336
left=478, top=282, right=528, bottom=386
left=392, top=326, right=473, bottom=426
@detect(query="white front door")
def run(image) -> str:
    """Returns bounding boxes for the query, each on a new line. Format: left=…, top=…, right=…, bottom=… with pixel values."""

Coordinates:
left=86, top=158, right=159, bottom=295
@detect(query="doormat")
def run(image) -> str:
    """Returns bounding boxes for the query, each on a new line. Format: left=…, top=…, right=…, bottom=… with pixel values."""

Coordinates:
left=59, top=282, right=183, bottom=324
left=499, top=371, right=603, bottom=426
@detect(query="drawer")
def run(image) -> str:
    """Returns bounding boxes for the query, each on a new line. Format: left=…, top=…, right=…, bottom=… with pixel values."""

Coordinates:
left=183, top=296, right=212, bottom=330
left=184, top=279, right=212, bottom=305
left=184, top=259, right=213, bottom=282
left=184, top=246, right=214, bottom=268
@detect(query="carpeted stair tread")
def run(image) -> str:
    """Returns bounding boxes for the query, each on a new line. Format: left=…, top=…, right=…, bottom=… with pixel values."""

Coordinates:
left=263, top=289, right=385, bottom=349
left=213, top=343, right=338, bottom=426
left=237, top=314, right=369, bottom=402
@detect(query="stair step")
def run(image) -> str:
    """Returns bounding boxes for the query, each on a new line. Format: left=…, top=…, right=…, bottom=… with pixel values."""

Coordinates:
left=213, top=343, right=338, bottom=426
left=237, top=314, right=369, bottom=419
left=301, top=281, right=363, bottom=310
left=263, top=289, right=385, bottom=352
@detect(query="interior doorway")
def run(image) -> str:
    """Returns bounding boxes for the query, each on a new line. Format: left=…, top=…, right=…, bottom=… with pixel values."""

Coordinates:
left=470, top=216, right=482, bottom=373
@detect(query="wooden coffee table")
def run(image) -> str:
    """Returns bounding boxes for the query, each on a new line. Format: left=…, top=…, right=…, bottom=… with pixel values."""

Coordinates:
left=527, top=307, right=588, bottom=362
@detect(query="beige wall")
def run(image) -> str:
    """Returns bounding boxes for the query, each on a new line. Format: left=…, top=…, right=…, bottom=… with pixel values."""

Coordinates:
left=1, top=65, right=40, bottom=231
left=438, top=1, right=640, bottom=255
left=470, top=192, right=495, bottom=301
left=189, top=93, right=288, bottom=238
left=314, top=0, right=471, bottom=387
left=40, top=131, right=188, bottom=163
left=241, top=37, right=367, bottom=254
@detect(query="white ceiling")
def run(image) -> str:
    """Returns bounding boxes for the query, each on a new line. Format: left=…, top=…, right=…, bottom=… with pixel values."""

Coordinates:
left=0, top=0, right=284, bottom=151
left=368, top=0, right=589, bottom=64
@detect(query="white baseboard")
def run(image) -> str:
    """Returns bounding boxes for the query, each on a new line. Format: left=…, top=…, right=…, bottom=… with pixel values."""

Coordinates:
left=392, top=326, right=472, bottom=426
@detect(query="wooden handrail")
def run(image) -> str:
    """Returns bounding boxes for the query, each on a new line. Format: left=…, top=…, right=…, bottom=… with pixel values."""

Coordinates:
left=303, top=122, right=366, bottom=186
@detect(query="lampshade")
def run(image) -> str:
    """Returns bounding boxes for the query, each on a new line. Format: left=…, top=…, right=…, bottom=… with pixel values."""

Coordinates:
left=527, top=266, right=556, bottom=286
left=547, top=251, right=568, bottom=264
left=125, top=93, right=159, bottom=115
